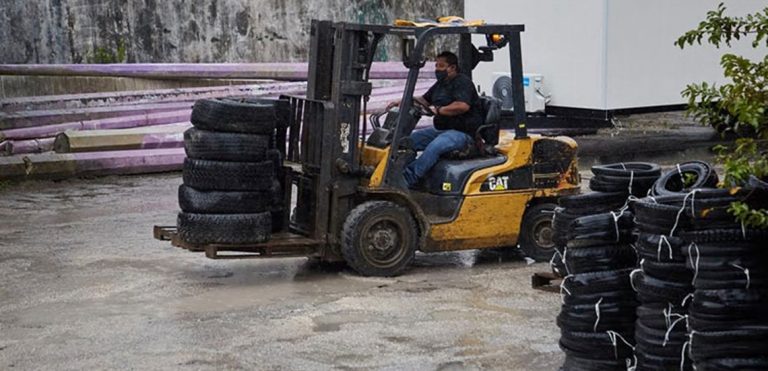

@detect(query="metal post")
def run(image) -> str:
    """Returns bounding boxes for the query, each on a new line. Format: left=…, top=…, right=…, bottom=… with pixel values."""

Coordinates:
left=307, top=20, right=334, bottom=101
left=458, top=33, right=474, bottom=79
left=508, top=32, right=528, bottom=139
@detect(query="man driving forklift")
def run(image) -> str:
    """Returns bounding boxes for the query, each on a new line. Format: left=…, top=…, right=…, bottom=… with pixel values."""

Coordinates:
left=386, top=51, right=484, bottom=188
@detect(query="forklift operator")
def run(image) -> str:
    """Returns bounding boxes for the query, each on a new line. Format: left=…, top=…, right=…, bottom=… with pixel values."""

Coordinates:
left=387, top=51, right=484, bottom=188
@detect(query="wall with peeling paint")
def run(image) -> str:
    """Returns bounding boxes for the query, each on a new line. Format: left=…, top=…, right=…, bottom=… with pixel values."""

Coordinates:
left=0, top=0, right=462, bottom=64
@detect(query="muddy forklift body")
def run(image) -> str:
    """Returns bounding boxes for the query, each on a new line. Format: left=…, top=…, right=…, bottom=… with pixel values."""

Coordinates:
left=155, top=20, right=580, bottom=276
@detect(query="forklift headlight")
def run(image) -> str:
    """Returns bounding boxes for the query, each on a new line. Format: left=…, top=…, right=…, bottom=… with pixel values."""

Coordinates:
left=487, top=34, right=508, bottom=49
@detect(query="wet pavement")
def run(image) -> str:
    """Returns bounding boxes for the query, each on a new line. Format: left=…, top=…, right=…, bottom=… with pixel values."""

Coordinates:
left=0, top=173, right=564, bottom=370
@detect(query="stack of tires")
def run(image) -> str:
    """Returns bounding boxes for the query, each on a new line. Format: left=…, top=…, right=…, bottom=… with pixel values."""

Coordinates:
left=177, top=98, right=285, bottom=245
left=555, top=162, right=661, bottom=371
left=681, top=176, right=768, bottom=370
left=630, top=160, right=720, bottom=370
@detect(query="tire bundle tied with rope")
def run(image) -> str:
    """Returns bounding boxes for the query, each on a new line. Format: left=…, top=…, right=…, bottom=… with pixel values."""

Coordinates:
left=628, top=165, right=767, bottom=371
left=554, top=162, right=660, bottom=370
left=177, top=97, right=288, bottom=244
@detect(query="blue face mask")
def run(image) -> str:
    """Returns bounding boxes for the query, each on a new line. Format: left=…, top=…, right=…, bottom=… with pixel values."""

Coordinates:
left=435, top=70, right=448, bottom=81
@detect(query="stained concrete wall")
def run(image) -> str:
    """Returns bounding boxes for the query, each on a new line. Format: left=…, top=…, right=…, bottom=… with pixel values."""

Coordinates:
left=0, top=0, right=462, bottom=64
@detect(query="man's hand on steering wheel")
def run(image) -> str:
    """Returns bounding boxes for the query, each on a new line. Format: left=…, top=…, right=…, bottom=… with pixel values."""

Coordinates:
left=413, top=100, right=435, bottom=117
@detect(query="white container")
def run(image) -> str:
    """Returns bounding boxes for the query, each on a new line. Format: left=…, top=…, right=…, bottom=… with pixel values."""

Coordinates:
left=467, top=0, right=765, bottom=111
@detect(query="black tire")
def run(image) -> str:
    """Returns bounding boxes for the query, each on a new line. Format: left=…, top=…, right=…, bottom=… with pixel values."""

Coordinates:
left=553, top=207, right=577, bottom=246
left=178, top=185, right=272, bottom=214
left=635, top=232, right=688, bottom=262
left=561, top=354, right=627, bottom=371
left=565, top=211, right=634, bottom=248
left=563, top=244, right=637, bottom=274
left=695, top=357, right=768, bottom=371
left=177, top=212, right=271, bottom=244
left=182, top=158, right=274, bottom=191
left=222, top=97, right=290, bottom=128
left=558, top=302, right=637, bottom=332
left=592, top=162, right=662, bottom=178
left=690, top=328, right=768, bottom=360
left=589, top=175, right=659, bottom=196
left=680, top=228, right=768, bottom=243
left=685, top=241, right=761, bottom=258
left=692, top=289, right=768, bottom=316
left=551, top=247, right=568, bottom=277
left=341, top=201, right=418, bottom=277
left=267, top=148, right=284, bottom=179
left=563, top=268, right=635, bottom=296
left=634, top=320, right=689, bottom=358
left=519, top=203, right=558, bottom=261
left=636, top=352, right=693, bottom=371
left=190, top=98, right=277, bottom=134
left=651, top=161, right=718, bottom=196
left=558, top=192, right=628, bottom=212
left=633, top=271, right=693, bottom=305
left=641, top=259, right=693, bottom=283
left=563, top=289, right=639, bottom=307
left=559, top=329, right=635, bottom=361
left=747, top=174, right=768, bottom=191
left=637, top=304, right=685, bottom=330
left=184, top=128, right=270, bottom=162
left=557, top=314, right=635, bottom=333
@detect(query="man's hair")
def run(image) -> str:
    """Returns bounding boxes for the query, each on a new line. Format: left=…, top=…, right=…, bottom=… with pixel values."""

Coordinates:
left=436, top=51, right=459, bottom=71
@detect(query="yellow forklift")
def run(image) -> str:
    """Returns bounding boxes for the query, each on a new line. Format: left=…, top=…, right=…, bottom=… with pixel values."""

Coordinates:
left=155, top=20, right=581, bottom=276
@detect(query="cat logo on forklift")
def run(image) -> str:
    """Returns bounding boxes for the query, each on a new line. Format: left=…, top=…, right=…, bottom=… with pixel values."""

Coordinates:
left=486, top=175, right=509, bottom=191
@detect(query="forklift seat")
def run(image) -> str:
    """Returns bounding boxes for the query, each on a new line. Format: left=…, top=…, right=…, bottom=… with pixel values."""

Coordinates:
left=420, top=154, right=507, bottom=194
left=443, top=96, right=502, bottom=160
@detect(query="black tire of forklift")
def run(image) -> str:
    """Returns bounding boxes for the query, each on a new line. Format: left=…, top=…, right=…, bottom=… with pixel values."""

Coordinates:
left=177, top=212, right=271, bottom=244
left=518, top=203, right=558, bottom=261
left=182, top=158, right=273, bottom=191
left=341, top=201, right=418, bottom=277
left=184, top=128, right=270, bottom=162
left=190, top=98, right=277, bottom=134
left=178, top=185, right=273, bottom=213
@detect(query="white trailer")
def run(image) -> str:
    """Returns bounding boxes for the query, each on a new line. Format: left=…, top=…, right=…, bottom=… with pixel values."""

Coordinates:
left=466, top=0, right=765, bottom=116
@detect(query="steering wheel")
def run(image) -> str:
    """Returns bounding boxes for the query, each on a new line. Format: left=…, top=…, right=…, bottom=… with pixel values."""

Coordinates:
left=413, top=100, right=434, bottom=117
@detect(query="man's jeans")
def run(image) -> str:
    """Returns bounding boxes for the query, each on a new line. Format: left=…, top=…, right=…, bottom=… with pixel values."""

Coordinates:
left=403, top=127, right=473, bottom=187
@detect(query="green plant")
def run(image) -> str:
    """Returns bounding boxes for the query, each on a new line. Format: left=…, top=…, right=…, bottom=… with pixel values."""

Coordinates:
left=677, top=3, right=768, bottom=228
left=682, top=172, right=698, bottom=188
left=87, top=39, right=127, bottom=64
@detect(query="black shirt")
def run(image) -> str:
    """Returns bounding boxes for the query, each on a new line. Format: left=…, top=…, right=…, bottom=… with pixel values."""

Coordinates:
left=423, top=73, right=484, bottom=135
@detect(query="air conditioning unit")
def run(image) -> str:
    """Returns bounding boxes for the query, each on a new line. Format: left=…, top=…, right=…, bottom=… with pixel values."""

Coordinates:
left=487, top=72, right=550, bottom=113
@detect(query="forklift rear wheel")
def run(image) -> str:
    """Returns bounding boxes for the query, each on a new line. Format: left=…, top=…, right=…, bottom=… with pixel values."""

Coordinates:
left=519, top=203, right=558, bottom=262
left=341, top=201, right=417, bottom=277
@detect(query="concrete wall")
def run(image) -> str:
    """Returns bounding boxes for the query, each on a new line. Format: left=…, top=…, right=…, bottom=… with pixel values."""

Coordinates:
left=466, top=0, right=766, bottom=110
left=0, top=0, right=462, bottom=64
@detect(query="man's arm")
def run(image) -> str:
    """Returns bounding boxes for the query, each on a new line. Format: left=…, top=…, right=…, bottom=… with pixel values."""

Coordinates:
left=387, top=95, right=432, bottom=111
left=431, top=101, right=469, bottom=116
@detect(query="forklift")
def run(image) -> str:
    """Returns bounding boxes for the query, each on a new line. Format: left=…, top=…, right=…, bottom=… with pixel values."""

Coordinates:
left=155, top=20, right=581, bottom=276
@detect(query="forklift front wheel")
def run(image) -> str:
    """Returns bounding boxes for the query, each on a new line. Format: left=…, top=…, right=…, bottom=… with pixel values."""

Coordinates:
left=341, top=201, right=418, bottom=277
left=519, top=203, right=558, bottom=262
